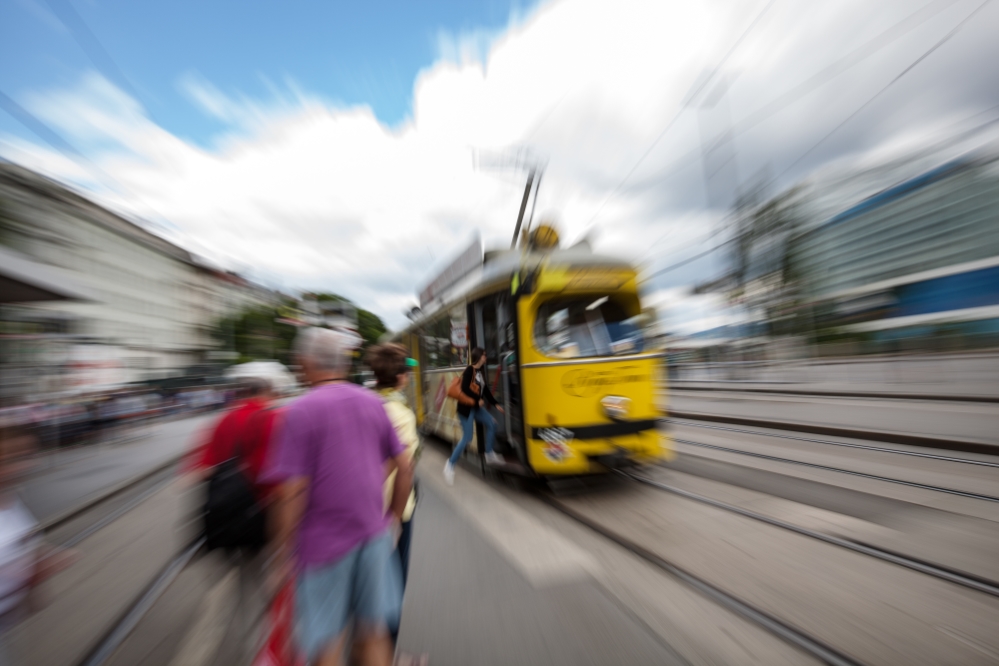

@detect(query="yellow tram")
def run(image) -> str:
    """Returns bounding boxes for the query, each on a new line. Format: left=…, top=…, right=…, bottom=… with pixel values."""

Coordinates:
left=395, top=226, right=672, bottom=476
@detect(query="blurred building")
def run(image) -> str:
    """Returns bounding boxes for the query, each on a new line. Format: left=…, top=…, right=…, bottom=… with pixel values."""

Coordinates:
left=795, top=150, right=999, bottom=348
left=0, top=162, right=282, bottom=404
left=666, top=134, right=999, bottom=363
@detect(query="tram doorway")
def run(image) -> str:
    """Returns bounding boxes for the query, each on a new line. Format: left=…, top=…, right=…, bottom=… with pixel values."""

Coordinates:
left=470, top=293, right=527, bottom=466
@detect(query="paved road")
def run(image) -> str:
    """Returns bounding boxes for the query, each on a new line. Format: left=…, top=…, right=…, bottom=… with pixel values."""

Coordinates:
left=17, top=413, right=217, bottom=525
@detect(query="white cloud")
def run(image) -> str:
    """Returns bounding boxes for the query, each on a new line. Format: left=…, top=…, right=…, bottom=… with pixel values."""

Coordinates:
left=3, top=0, right=998, bottom=328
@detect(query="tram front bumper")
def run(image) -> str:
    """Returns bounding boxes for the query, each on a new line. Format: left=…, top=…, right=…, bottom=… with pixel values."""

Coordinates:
left=589, top=448, right=641, bottom=470
left=528, top=421, right=668, bottom=474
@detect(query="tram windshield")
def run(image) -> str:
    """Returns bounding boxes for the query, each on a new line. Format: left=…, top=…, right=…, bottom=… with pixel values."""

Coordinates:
left=534, top=294, right=644, bottom=358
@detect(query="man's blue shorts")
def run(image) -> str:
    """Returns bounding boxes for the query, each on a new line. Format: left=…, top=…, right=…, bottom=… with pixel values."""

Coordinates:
left=295, top=529, right=402, bottom=660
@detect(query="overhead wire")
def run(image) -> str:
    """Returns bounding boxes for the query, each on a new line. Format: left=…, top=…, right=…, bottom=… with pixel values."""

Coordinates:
left=767, top=0, right=994, bottom=188
left=0, top=90, right=141, bottom=207
left=43, top=0, right=143, bottom=101
left=0, top=91, right=89, bottom=162
left=2, top=0, right=168, bottom=227
left=641, top=0, right=992, bottom=283
left=586, top=0, right=963, bottom=280
left=0, top=91, right=175, bottom=241
left=579, top=0, right=779, bottom=234
left=621, top=0, right=964, bottom=204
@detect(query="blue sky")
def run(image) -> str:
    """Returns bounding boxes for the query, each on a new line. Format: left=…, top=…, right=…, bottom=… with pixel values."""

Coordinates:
left=2, top=0, right=997, bottom=327
left=1, top=0, right=530, bottom=145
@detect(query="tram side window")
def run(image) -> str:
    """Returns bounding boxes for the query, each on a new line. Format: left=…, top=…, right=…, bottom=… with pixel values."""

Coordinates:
left=421, top=316, right=448, bottom=368
left=421, top=314, right=467, bottom=368
left=534, top=295, right=644, bottom=359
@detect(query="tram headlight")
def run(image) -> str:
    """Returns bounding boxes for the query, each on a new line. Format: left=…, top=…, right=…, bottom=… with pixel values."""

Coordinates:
left=601, top=395, right=631, bottom=420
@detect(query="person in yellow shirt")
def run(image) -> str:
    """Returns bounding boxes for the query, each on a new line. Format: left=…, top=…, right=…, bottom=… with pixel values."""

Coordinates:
left=365, top=343, right=420, bottom=585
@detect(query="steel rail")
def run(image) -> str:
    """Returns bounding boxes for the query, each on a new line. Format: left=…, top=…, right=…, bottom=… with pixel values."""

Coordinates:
left=623, top=470, right=999, bottom=599
left=439, top=431, right=865, bottom=664
left=77, top=538, right=205, bottom=666
left=539, top=494, right=866, bottom=666
left=40, top=453, right=185, bottom=533
left=667, top=383, right=999, bottom=404
left=59, top=472, right=175, bottom=548
left=674, top=438, right=999, bottom=503
left=667, top=419, right=999, bottom=468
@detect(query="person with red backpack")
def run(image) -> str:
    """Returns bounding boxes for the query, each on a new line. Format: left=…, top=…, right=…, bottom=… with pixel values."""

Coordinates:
left=192, top=377, right=281, bottom=507
left=189, top=376, right=281, bottom=662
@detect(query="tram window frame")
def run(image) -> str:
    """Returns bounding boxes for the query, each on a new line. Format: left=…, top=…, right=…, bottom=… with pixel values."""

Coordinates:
left=533, top=293, right=644, bottom=359
left=419, top=315, right=447, bottom=368
left=420, top=311, right=468, bottom=368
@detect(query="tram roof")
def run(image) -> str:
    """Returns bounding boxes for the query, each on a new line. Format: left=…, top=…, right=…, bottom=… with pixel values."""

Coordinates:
left=405, top=243, right=634, bottom=330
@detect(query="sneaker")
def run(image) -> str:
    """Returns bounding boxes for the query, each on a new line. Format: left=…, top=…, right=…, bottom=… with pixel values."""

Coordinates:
left=485, top=452, right=504, bottom=466
left=443, top=461, right=455, bottom=486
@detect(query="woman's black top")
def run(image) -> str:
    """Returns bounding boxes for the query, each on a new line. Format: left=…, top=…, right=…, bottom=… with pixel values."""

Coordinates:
left=457, top=364, right=498, bottom=418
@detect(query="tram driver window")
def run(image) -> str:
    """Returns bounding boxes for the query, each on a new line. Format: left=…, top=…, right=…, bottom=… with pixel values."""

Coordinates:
left=534, top=295, right=644, bottom=358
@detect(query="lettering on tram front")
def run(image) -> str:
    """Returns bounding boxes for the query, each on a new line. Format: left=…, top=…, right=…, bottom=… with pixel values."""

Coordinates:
left=560, top=366, right=649, bottom=397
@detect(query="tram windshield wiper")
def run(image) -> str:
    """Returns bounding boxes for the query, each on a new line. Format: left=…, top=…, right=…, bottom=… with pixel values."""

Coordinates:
left=586, top=296, right=609, bottom=311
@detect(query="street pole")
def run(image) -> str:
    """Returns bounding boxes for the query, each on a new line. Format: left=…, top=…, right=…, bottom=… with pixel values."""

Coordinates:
left=510, top=167, right=536, bottom=249
left=524, top=169, right=543, bottom=239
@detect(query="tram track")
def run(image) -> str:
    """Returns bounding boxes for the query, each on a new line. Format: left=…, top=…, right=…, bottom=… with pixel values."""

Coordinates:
left=666, top=409, right=997, bottom=456
left=668, top=384, right=999, bottom=404
left=51, top=469, right=206, bottom=666
left=670, top=437, right=999, bottom=504
left=76, top=538, right=205, bottom=666
left=667, top=418, right=999, bottom=468
left=40, top=451, right=187, bottom=539
left=430, top=436, right=847, bottom=663
left=56, top=468, right=177, bottom=549
left=620, top=469, right=999, bottom=599
left=539, top=492, right=866, bottom=666
left=540, top=466, right=999, bottom=666
left=32, top=455, right=196, bottom=665
left=433, top=433, right=999, bottom=665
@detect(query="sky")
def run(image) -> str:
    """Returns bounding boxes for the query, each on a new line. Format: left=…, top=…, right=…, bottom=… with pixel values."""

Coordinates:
left=3, top=0, right=999, bottom=329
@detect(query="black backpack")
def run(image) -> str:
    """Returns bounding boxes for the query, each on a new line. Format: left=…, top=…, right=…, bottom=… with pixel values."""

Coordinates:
left=201, top=409, right=269, bottom=552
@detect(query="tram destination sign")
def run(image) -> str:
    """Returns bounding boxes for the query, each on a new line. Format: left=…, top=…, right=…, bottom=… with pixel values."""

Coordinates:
left=419, top=234, right=482, bottom=308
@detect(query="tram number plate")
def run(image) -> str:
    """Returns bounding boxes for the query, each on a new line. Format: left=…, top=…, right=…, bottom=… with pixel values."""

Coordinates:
left=537, top=426, right=573, bottom=462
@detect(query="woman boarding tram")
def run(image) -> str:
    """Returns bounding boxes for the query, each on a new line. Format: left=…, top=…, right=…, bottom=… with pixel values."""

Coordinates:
left=443, top=347, right=504, bottom=485
left=395, top=223, right=672, bottom=478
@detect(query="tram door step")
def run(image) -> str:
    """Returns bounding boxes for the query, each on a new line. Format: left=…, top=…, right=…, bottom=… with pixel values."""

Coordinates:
left=486, top=456, right=531, bottom=476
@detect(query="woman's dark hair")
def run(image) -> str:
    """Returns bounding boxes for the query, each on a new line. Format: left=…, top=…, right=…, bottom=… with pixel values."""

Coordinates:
left=470, top=347, right=486, bottom=366
left=366, top=343, right=409, bottom=389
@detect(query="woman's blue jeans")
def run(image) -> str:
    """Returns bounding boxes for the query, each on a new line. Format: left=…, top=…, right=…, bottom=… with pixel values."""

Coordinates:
left=449, top=408, right=496, bottom=465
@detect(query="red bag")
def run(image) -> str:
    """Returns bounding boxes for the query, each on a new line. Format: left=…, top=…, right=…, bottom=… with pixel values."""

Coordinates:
left=253, top=582, right=303, bottom=666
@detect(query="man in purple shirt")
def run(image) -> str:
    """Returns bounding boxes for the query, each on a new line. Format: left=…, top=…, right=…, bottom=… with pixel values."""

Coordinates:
left=264, top=327, right=412, bottom=666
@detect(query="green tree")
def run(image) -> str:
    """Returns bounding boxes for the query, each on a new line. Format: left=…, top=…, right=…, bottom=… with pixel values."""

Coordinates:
left=357, top=308, right=388, bottom=347
left=213, top=304, right=298, bottom=365
left=312, top=292, right=388, bottom=347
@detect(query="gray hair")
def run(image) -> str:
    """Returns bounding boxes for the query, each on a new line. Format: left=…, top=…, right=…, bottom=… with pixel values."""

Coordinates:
left=294, top=326, right=361, bottom=373
left=240, top=376, right=271, bottom=398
